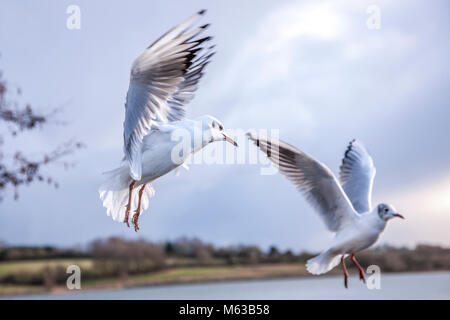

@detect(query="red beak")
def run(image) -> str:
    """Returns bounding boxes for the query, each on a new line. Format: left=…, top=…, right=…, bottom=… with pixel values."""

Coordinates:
left=393, top=213, right=405, bottom=219
left=223, top=133, right=238, bottom=147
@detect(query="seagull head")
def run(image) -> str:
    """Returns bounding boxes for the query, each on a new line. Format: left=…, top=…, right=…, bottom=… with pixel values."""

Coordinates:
left=196, top=115, right=238, bottom=147
left=377, top=203, right=404, bottom=221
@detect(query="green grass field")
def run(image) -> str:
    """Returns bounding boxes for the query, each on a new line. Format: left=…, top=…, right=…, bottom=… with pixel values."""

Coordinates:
left=0, top=259, right=93, bottom=277
left=82, top=263, right=310, bottom=288
left=0, top=259, right=310, bottom=296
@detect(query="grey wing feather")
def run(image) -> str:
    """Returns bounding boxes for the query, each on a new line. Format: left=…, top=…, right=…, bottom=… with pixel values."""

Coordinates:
left=123, top=10, right=214, bottom=180
left=247, top=133, right=358, bottom=232
left=339, top=139, right=376, bottom=213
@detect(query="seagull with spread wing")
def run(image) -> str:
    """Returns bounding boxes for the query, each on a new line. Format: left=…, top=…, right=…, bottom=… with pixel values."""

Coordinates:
left=99, top=11, right=237, bottom=231
left=247, top=134, right=404, bottom=288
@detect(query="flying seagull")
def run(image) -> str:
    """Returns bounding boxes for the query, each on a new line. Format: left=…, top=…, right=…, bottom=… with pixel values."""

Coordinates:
left=99, top=10, right=237, bottom=231
left=247, top=134, right=404, bottom=288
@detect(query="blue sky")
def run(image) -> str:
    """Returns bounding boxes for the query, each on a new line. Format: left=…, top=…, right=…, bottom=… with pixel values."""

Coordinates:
left=0, top=0, right=449, bottom=252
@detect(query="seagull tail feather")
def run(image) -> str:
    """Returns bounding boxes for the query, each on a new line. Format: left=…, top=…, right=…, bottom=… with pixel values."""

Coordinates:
left=306, top=250, right=342, bottom=275
left=98, top=165, right=155, bottom=222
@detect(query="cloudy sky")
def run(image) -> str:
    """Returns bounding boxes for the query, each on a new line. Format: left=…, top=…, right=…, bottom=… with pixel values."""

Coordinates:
left=0, top=0, right=449, bottom=252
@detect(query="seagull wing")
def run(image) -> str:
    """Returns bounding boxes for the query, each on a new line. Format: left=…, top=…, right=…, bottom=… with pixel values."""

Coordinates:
left=123, top=10, right=214, bottom=180
left=339, top=139, right=376, bottom=213
left=248, top=133, right=358, bottom=232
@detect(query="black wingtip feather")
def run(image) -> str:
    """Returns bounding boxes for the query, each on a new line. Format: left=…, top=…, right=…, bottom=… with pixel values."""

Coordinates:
left=343, top=139, right=357, bottom=163
left=198, top=9, right=207, bottom=15
left=192, top=36, right=213, bottom=47
left=201, top=23, right=210, bottom=29
left=199, top=36, right=213, bottom=42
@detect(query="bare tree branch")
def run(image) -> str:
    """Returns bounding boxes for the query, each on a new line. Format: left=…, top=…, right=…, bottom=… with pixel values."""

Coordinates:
left=0, top=66, right=84, bottom=201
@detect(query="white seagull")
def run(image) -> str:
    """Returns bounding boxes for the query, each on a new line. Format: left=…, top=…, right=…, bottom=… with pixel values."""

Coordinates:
left=247, top=134, right=404, bottom=288
left=99, top=10, right=237, bottom=231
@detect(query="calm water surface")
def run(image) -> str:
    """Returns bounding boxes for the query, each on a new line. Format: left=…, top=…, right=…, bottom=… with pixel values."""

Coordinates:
left=6, top=271, right=450, bottom=300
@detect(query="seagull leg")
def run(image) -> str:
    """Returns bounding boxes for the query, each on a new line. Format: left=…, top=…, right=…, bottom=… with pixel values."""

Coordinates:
left=351, top=253, right=366, bottom=283
left=124, top=180, right=136, bottom=227
left=132, top=184, right=146, bottom=232
left=341, top=255, right=349, bottom=289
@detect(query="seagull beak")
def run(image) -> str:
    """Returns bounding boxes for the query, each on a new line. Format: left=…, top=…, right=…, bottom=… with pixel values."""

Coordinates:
left=222, top=133, right=238, bottom=147
left=393, top=213, right=405, bottom=219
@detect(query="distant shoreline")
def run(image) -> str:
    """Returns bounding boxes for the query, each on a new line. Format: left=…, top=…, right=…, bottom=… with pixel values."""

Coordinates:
left=2, top=241, right=449, bottom=298
left=12, top=271, right=449, bottom=300
left=2, top=263, right=447, bottom=298
left=2, top=263, right=310, bottom=297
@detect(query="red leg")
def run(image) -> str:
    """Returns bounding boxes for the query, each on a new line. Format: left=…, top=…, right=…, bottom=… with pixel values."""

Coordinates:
left=123, top=180, right=136, bottom=227
left=132, top=184, right=146, bottom=232
left=341, top=255, right=348, bottom=289
left=351, top=253, right=366, bottom=283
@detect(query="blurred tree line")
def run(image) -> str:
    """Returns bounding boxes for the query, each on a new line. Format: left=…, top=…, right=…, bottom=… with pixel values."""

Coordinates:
left=1, top=237, right=449, bottom=287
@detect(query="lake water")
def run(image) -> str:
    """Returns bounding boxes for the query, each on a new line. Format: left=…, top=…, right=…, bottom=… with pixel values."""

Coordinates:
left=6, top=271, right=450, bottom=300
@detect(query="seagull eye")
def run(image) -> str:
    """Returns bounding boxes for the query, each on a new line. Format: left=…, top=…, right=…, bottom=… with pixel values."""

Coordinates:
left=219, top=124, right=223, bottom=131
left=384, top=208, right=389, bottom=213
left=212, top=122, right=215, bottom=128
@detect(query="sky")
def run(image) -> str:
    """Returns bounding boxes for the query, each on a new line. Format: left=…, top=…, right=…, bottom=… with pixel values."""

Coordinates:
left=0, top=0, right=449, bottom=252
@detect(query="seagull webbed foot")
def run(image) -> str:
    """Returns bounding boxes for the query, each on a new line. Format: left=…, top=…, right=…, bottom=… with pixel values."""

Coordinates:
left=124, top=205, right=131, bottom=227
left=132, top=210, right=140, bottom=232
left=359, top=271, right=366, bottom=283
left=124, top=180, right=136, bottom=228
